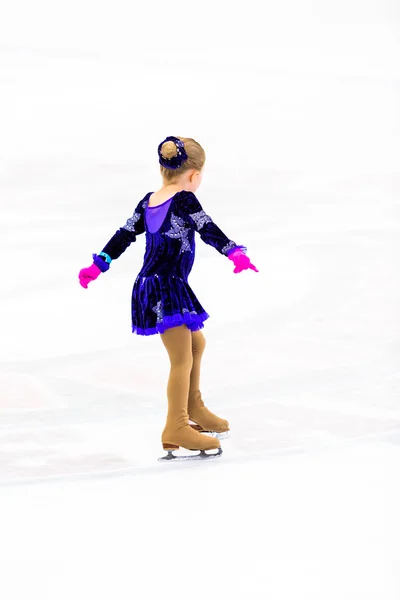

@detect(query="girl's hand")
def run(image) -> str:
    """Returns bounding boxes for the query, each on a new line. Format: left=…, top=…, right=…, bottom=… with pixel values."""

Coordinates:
left=78, top=263, right=102, bottom=288
left=228, top=249, right=258, bottom=274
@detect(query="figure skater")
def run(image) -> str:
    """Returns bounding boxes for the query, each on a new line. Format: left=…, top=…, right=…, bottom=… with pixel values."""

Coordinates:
left=78, top=136, right=258, bottom=459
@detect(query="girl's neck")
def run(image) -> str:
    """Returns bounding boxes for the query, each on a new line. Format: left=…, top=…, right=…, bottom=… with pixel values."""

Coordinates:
left=160, top=183, right=184, bottom=193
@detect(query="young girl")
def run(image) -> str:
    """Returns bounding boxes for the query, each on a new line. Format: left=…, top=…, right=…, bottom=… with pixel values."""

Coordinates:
left=78, top=136, right=258, bottom=460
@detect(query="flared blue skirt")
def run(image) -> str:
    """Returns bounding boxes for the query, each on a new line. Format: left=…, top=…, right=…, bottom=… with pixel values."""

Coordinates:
left=131, top=273, right=210, bottom=335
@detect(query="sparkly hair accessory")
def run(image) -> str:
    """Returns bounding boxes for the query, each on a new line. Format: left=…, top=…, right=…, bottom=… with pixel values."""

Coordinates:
left=158, top=136, right=188, bottom=170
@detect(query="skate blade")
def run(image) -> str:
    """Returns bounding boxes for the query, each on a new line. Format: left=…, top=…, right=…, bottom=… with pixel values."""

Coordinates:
left=204, top=430, right=230, bottom=440
left=158, top=447, right=223, bottom=462
left=189, top=424, right=230, bottom=440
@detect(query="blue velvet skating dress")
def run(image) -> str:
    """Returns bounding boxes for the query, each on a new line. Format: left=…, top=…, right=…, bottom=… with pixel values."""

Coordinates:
left=97, top=190, right=243, bottom=335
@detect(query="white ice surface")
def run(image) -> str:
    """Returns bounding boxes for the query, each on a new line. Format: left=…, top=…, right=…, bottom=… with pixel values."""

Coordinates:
left=0, top=1, right=400, bottom=598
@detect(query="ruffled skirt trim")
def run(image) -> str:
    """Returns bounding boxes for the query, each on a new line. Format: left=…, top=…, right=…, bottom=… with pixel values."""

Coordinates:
left=132, top=310, right=210, bottom=336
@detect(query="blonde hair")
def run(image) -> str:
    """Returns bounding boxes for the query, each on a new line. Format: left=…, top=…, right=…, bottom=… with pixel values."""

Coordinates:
left=159, top=136, right=206, bottom=183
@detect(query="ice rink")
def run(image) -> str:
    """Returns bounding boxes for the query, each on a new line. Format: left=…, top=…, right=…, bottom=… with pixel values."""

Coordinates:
left=1, top=1, right=399, bottom=598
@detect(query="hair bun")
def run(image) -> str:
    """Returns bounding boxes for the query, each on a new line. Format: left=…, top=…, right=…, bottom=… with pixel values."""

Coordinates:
left=158, top=136, right=188, bottom=170
left=161, top=141, right=178, bottom=160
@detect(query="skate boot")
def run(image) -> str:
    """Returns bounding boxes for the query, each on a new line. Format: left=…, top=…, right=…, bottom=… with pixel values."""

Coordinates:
left=162, top=420, right=220, bottom=452
left=188, top=390, right=230, bottom=434
left=160, top=390, right=221, bottom=461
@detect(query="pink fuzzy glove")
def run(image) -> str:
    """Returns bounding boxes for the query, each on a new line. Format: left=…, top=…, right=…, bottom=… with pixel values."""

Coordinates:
left=79, top=263, right=102, bottom=289
left=79, top=253, right=110, bottom=288
left=228, top=249, right=259, bottom=274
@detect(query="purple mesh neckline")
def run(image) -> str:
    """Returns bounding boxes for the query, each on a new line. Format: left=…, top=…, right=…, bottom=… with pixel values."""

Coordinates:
left=147, top=195, right=174, bottom=209
left=145, top=196, right=174, bottom=233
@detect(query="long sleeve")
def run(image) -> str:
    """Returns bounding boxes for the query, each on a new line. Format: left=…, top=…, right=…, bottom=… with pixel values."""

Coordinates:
left=177, top=190, right=245, bottom=256
left=99, top=198, right=146, bottom=261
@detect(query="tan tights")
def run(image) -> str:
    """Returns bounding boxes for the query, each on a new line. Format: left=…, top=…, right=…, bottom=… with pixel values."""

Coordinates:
left=160, top=326, right=228, bottom=449
left=160, top=327, right=206, bottom=407
left=189, top=330, right=206, bottom=394
left=160, top=325, right=219, bottom=450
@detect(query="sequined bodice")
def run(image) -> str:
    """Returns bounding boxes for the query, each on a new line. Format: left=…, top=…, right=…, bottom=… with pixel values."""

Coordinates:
left=100, top=189, right=241, bottom=282
left=138, top=196, right=196, bottom=281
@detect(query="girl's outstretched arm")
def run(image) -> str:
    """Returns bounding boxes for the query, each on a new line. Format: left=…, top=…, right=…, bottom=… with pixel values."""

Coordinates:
left=177, top=190, right=246, bottom=256
left=79, top=198, right=147, bottom=288
left=177, top=191, right=258, bottom=273
left=94, top=198, right=147, bottom=269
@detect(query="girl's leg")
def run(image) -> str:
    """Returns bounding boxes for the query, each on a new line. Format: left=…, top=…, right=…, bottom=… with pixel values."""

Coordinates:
left=189, top=330, right=206, bottom=395
left=160, top=325, right=220, bottom=451
left=188, top=330, right=230, bottom=433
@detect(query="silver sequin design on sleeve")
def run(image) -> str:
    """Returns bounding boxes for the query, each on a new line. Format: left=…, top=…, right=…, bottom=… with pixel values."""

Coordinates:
left=165, top=213, right=191, bottom=253
left=189, top=210, right=213, bottom=231
left=123, top=211, right=141, bottom=233
left=221, top=240, right=238, bottom=255
left=122, top=200, right=147, bottom=232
